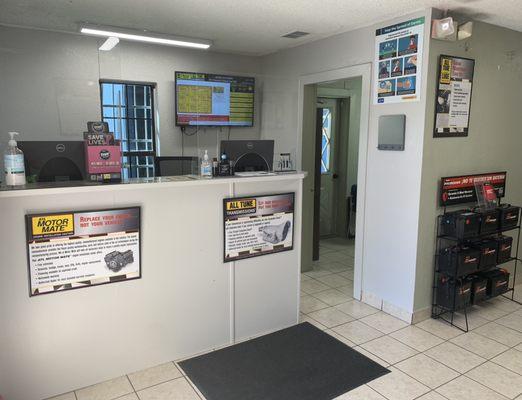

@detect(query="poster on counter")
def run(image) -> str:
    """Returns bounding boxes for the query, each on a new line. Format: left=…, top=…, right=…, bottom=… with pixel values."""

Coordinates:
left=440, top=172, right=506, bottom=206
left=434, top=55, right=475, bottom=137
left=374, top=17, right=425, bottom=104
left=224, top=193, right=294, bottom=262
left=25, top=207, right=141, bottom=296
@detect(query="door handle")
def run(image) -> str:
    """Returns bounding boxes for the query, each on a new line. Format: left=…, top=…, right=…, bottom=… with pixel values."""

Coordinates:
left=333, top=173, right=339, bottom=179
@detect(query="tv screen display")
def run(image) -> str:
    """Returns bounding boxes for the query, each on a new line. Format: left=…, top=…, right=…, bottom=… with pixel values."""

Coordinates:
left=175, top=71, right=255, bottom=127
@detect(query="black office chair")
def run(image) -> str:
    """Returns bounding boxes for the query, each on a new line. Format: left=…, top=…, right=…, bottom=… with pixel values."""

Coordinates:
left=346, top=184, right=357, bottom=238
left=154, top=156, right=199, bottom=177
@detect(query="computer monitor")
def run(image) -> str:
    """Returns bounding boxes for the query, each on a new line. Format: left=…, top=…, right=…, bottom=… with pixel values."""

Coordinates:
left=18, top=141, right=86, bottom=182
left=154, top=156, right=199, bottom=176
left=220, top=140, right=274, bottom=172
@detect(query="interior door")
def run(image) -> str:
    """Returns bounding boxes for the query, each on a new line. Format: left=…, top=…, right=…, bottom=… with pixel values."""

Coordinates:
left=317, top=99, right=338, bottom=237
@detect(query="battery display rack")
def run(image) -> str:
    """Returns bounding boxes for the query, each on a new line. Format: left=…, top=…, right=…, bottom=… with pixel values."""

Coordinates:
left=432, top=204, right=521, bottom=332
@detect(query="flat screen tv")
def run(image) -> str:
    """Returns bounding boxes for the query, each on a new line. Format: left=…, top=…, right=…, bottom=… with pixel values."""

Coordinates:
left=175, top=71, right=255, bottom=127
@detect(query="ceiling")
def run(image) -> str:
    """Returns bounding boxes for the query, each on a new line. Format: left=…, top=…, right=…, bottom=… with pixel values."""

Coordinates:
left=1, top=0, right=521, bottom=56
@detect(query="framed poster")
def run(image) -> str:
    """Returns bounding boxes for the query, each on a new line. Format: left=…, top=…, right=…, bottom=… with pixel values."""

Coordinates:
left=439, top=172, right=506, bottom=207
left=434, top=55, right=475, bottom=137
left=26, top=207, right=141, bottom=296
left=223, top=193, right=294, bottom=262
left=374, top=17, right=425, bottom=104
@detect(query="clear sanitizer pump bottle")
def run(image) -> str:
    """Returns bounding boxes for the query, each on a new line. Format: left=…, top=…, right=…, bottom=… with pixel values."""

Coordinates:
left=4, top=131, right=26, bottom=186
left=200, top=149, right=212, bottom=178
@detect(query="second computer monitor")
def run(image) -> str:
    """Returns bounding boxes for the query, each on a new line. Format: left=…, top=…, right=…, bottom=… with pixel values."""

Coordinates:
left=220, top=140, right=274, bottom=172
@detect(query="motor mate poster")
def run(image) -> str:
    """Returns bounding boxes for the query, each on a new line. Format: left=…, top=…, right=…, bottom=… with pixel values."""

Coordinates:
left=26, top=207, right=141, bottom=296
left=374, top=17, right=425, bottom=104
left=434, top=55, right=475, bottom=137
left=224, top=193, right=294, bottom=262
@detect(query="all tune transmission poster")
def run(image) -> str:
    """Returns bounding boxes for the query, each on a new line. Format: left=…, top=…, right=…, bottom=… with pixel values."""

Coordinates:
left=26, top=207, right=141, bottom=296
left=374, top=17, right=425, bottom=104
left=224, top=193, right=294, bottom=262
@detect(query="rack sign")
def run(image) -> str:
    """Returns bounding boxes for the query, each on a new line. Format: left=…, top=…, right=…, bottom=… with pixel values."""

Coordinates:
left=440, top=172, right=507, bottom=206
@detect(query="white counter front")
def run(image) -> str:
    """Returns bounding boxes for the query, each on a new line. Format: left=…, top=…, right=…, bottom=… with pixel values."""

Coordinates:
left=0, top=173, right=305, bottom=400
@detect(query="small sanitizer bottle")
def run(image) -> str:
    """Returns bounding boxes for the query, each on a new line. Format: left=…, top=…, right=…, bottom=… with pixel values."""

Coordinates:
left=200, top=150, right=212, bottom=178
left=4, top=131, right=26, bottom=186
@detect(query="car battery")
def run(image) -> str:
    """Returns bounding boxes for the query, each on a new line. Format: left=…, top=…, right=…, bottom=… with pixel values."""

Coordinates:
left=436, top=276, right=472, bottom=310
left=470, top=275, right=488, bottom=304
left=472, top=239, right=498, bottom=270
left=438, top=245, right=480, bottom=277
left=482, top=269, right=510, bottom=297
left=440, top=210, right=480, bottom=240
left=494, top=235, right=513, bottom=264
left=498, top=205, right=521, bottom=230
left=475, top=208, right=500, bottom=234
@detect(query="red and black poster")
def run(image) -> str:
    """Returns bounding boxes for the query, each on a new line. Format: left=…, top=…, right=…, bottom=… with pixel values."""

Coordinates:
left=440, top=172, right=506, bottom=206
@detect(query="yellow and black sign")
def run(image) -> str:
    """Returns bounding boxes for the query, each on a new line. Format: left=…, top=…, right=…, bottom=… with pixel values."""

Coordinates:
left=31, top=214, right=74, bottom=238
left=226, top=199, right=256, bottom=211
left=439, top=57, right=452, bottom=84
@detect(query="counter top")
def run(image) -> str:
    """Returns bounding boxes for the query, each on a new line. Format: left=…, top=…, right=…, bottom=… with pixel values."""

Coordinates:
left=0, top=171, right=306, bottom=198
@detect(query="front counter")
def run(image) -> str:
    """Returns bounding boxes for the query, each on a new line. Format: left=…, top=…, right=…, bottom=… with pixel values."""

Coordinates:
left=0, top=172, right=305, bottom=400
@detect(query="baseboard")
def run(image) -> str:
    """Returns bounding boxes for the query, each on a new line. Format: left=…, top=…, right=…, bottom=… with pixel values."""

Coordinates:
left=360, top=291, right=414, bottom=324
left=411, top=306, right=432, bottom=324
left=361, top=291, right=383, bottom=309
left=383, top=301, right=413, bottom=324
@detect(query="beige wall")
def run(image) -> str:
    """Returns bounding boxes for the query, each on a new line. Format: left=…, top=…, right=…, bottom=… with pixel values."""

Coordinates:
left=414, top=21, right=522, bottom=314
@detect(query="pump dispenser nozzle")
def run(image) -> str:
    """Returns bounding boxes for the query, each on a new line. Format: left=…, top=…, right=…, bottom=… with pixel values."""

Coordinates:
left=7, top=132, right=19, bottom=147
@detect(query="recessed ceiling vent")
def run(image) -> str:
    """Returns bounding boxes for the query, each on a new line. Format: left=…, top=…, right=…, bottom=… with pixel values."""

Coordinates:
left=282, top=31, right=310, bottom=39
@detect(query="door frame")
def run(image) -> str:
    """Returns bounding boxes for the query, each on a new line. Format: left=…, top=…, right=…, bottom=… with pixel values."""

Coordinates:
left=297, top=63, right=371, bottom=301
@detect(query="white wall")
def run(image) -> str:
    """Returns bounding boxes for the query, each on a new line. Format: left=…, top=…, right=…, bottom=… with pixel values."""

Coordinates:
left=261, top=9, right=433, bottom=320
left=0, top=26, right=262, bottom=162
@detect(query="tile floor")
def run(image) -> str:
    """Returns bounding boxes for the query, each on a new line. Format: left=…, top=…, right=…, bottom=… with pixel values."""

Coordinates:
left=48, top=237, right=522, bottom=400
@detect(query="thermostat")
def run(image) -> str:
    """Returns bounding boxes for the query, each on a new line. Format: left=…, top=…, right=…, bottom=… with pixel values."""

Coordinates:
left=378, top=114, right=406, bottom=151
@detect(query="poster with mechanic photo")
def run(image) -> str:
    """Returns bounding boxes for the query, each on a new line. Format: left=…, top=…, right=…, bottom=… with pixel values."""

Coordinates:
left=223, top=193, right=294, bottom=262
left=374, top=16, right=424, bottom=104
left=25, top=207, right=141, bottom=296
left=434, top=55, right=475, bottom=137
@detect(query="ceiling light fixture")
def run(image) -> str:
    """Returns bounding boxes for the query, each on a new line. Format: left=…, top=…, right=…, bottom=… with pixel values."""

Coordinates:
left=80, top=24, right=212, bottom=50
left=99, top=36, right=119, bottom=51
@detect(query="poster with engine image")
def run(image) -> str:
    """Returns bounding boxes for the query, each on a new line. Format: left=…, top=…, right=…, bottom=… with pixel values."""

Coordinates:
left=25, top=207, right=141, bottom=296
left=224, top=193, right=294, bottom=262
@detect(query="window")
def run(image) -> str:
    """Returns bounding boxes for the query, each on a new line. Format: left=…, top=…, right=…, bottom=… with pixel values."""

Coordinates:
left=321, top=108, right=332, bottom=174
left=100, top=81, right=156, bottom=179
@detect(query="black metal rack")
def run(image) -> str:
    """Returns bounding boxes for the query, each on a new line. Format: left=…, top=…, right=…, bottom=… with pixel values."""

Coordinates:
left=432, top=205, right=521, bottom=332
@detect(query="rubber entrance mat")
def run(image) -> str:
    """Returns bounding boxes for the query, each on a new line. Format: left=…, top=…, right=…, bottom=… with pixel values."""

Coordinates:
left=179, top=322, right=390, bottom=400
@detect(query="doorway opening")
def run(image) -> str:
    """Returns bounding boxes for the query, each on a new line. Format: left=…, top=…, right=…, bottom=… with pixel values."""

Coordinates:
left=298, top=64, right=371, bottom=302
left=311, top=80, right=361, bottom=295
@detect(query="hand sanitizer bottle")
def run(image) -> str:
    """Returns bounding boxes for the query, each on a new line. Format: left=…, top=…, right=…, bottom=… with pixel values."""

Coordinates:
left=4, top=132, right=26, bottom=186
left=200, top=150, right=212, bottom=178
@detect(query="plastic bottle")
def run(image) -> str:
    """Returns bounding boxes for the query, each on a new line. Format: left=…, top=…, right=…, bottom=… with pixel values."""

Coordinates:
left=200, top=150, right=212, bottom=178
left=4, top=132, right=26, bottom=186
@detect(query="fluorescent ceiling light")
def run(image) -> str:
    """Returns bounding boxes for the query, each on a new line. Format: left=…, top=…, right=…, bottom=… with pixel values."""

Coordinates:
left=99, top=36, right=119, bottom=51
left=80, top=24, right=211, bottom=49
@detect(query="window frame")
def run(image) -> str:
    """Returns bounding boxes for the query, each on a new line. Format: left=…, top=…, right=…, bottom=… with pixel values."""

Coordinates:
left=99, top=79, right=158, bottom=178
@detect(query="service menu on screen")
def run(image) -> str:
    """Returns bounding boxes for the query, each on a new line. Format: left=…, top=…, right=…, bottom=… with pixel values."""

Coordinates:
left=175, top=72, right=255, bottom=126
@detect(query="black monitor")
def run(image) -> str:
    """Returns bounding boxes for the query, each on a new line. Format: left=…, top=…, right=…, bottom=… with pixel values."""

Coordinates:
left=18, top=141, right=86, bottom=182
left=220, top=140, right=274, bottom=172
left=154, top=156, right=199, bottom=176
